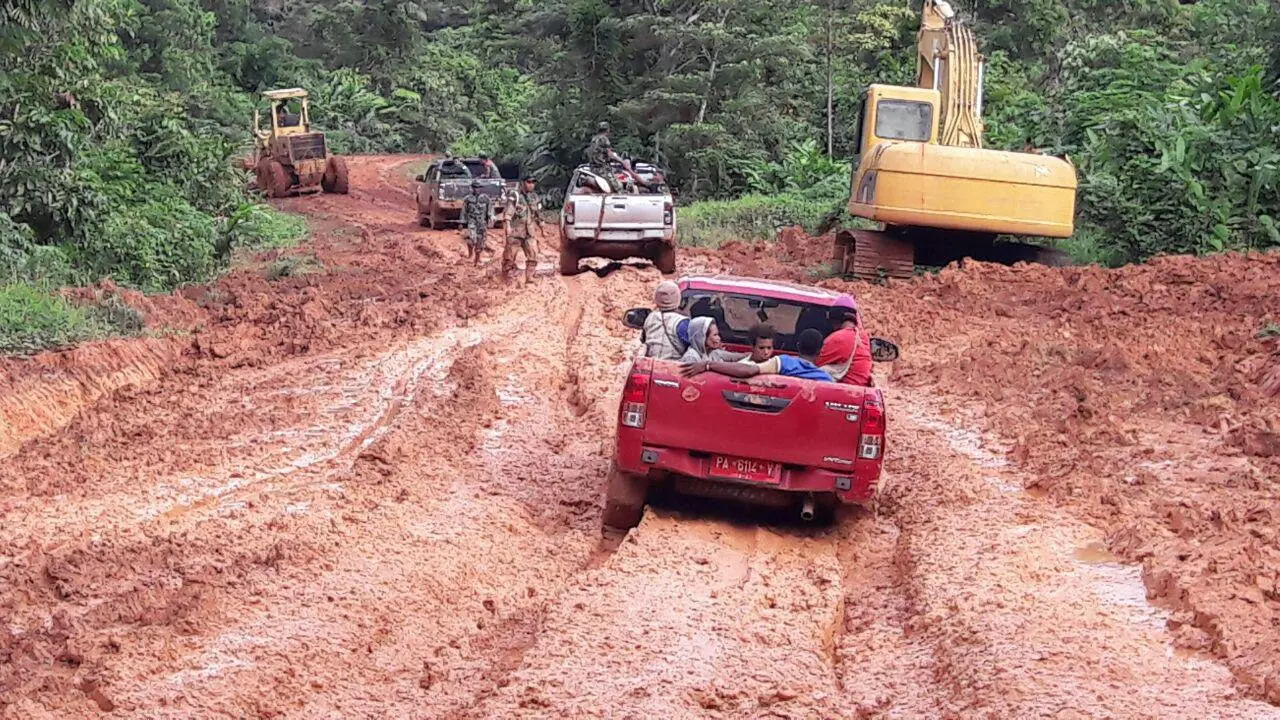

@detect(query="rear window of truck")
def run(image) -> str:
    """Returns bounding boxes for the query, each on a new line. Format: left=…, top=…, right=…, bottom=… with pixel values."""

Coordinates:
left=682, top=290, right=842, bottom=352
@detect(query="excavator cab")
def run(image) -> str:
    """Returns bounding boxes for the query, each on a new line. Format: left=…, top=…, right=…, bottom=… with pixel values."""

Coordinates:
left=853, top=85, right=940, bottom=157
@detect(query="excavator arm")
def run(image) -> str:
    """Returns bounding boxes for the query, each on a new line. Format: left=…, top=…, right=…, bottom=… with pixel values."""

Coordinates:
left=915, top=0, right=984, bottom=149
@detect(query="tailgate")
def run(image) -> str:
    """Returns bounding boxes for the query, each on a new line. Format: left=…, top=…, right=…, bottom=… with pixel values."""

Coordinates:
left=439, top=182, right=469, bottom=201
left=577, top=195, right=665, bottom=231
left=439, top=180, right=504, bottom=202
left=642, top=361, right=868, bottom=470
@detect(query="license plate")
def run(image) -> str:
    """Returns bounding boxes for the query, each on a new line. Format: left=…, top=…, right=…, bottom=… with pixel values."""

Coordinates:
left=709, top=455, right=780, bottom=483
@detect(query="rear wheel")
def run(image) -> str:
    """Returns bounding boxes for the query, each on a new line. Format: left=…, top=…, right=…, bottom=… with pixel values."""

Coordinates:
left=654, top=244, right=677, bottom=274
left=558, top=242, right=581, bottom=276
left=257, top=159, right=291, bottom=199
left=601, top=462, right=647, bottom=533
left=321, top=156, right=350, bottom=194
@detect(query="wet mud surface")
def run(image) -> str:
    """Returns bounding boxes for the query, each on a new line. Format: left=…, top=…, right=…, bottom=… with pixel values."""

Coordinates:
left=2, top=157, right=1278, bottom=718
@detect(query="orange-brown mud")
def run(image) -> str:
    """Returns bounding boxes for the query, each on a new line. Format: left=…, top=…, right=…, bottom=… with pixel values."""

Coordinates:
left=2, top=158, right=1278, bottom=718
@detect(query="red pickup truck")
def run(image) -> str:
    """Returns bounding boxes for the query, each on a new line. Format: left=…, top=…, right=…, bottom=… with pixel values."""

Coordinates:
left=605, top=275, right=898, bottom=531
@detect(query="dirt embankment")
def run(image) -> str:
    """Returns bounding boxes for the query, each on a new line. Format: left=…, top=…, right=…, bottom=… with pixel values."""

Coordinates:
left=2, top=159, right=1279, bottom=718
left=712, top=236, right=1280, bottom=704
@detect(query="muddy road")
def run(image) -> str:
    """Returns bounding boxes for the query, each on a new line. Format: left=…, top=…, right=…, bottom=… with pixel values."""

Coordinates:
left=2, top=156, right=1279, bottom=719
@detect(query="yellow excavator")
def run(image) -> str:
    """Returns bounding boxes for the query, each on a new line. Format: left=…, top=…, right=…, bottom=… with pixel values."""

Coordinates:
left=833, top=0, right=1078, bottom=278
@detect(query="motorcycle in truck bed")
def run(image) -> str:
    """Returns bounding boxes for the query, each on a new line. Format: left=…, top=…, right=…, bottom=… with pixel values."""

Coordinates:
left=559, top=163, right=676, bottom=276
left=604, top=275, right=899, bottom=532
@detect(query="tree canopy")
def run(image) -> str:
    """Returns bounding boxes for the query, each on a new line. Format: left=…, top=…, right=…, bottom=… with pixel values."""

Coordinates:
left=2, top=0, right=1278, bottom=291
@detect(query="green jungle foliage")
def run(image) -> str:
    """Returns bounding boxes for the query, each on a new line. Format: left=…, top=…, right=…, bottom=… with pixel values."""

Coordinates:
left=2, top=0, right=1278, bottom=317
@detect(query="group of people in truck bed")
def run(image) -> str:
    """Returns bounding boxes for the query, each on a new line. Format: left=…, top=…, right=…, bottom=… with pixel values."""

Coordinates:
left=639, top=281, right=873, bottom=385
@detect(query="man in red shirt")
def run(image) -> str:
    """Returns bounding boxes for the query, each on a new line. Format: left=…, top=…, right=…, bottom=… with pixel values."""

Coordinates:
left=816, top=306, right=873, bottom=386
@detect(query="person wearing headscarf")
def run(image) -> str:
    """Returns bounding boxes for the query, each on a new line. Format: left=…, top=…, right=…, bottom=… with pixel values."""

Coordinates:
left=641, top=280, right=687, bottom=360
left=682, top=328, right=833, bottom=382
left=679, top=317, right=746, bottom=364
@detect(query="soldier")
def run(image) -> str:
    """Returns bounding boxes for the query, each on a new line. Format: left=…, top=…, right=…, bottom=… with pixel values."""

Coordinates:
left=442, top=151, right=471, bottom=178
left=478, top=153, right=502, bottom=179
left=460, top=180, right=492, bottom=265
left=586, top=121, right=625, bottom=193
left=503, top=176, right=544, bottom=283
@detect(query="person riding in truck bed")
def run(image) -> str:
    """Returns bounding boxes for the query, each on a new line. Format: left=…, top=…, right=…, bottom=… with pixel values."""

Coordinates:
left=586, top=122, right=625, bottom=194
left=682, top=328, right=834, bottom=382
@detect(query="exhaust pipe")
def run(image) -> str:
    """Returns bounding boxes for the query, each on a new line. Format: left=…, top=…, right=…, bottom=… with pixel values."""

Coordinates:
left=800, top=495, right=816, bottom=522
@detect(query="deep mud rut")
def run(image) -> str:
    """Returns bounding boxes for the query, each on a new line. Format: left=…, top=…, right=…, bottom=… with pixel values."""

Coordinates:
left=2, top=157, right=1278, bottom=719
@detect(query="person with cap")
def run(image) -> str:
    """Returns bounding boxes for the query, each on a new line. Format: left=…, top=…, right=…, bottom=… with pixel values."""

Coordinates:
left=478, top=153, right=502, bottom=179
left=816, top=296, right=873, bottom=386
left=640, top=280, right=688, bottom=360
left=586, top=121, right=625, bottom=194
left=503, top=176, right=544, bottom=283
left=460, top=180, right=493, bottom=266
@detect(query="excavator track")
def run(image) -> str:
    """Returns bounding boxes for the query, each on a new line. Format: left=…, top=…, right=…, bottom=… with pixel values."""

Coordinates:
left=833, top=229, right=916, bottom=280
left=834, top=228, right=1073, bottom=280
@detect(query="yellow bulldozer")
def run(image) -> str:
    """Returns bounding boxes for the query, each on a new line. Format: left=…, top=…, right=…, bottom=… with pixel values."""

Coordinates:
left=250, top=88, right=349, bottom=199
left=833, top=0, right=1078, bottom=278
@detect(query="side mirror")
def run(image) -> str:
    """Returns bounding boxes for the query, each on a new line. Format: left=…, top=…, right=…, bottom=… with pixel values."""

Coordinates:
left=415, top=173, right=427, bottom=182
left=623, top=307, right=651, bottom=329
left=870, top=338, right=899, bottom=363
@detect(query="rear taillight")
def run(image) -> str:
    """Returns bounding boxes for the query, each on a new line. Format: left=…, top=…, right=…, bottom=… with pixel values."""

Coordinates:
left=565, top=200, right=576, bottom=225
left=858, top=390, right=885, bottom=459
left=620, top=369, right=651, bottom=428
left=663, top=201, right=673, bottom=226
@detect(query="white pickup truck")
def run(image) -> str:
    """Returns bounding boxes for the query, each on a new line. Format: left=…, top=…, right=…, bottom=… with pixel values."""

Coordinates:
left=558, top=163, right=677, bottom=275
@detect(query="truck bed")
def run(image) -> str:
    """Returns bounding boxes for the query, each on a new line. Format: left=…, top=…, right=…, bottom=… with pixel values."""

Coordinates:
left=614, top=358, right=884, bottom=506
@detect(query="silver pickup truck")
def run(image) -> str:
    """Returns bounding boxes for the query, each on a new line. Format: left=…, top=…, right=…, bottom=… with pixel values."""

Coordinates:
left=558, top=163, right=676, bottom=275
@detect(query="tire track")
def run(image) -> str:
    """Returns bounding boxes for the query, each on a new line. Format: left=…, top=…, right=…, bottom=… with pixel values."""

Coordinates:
left=875, top=390, right=1280, bottom=719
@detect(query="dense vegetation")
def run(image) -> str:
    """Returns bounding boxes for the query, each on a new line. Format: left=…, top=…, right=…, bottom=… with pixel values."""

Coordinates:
left=1, top=0, right=1279, bottom=348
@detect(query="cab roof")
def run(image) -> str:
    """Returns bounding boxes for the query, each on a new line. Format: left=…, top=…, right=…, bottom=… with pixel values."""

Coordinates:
left=678, top=275, right=857, bottom=309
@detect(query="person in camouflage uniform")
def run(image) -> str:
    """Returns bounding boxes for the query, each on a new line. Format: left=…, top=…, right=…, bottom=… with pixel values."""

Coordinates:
left=586, top=121, right=624, bottom=194
left=478, top=153, right=502, bottom=179
left=441, top=151, right=472, bottom=178
left=460, top=180, right=493, bottom=265
left=503, top=176, right=544, bottom=283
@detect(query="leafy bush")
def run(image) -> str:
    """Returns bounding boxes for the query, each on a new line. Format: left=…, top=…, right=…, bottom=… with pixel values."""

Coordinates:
left=83, top=193, right=221, bottom=292
left=1055, top=34, right=1280, bottom=262
left=677, top=139, right=852, bottom=247
left=0, top=285, right=112, bottom=354
left=680, top=192, right=843, bottom=248
left=221, top=203, right=309, bottom=253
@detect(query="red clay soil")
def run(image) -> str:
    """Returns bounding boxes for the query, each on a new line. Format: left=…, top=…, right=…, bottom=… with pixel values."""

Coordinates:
left=713, top=235, right=1280, bottom=707
left=2, top=160, right=1279, bottom=718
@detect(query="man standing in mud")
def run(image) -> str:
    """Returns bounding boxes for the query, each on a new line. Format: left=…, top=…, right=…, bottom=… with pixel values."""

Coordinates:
left=503, top=176, right=544, bottom=284
left=586, top=122, right=624, bottom=194
left=460, top=180, right=492, bottom=266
